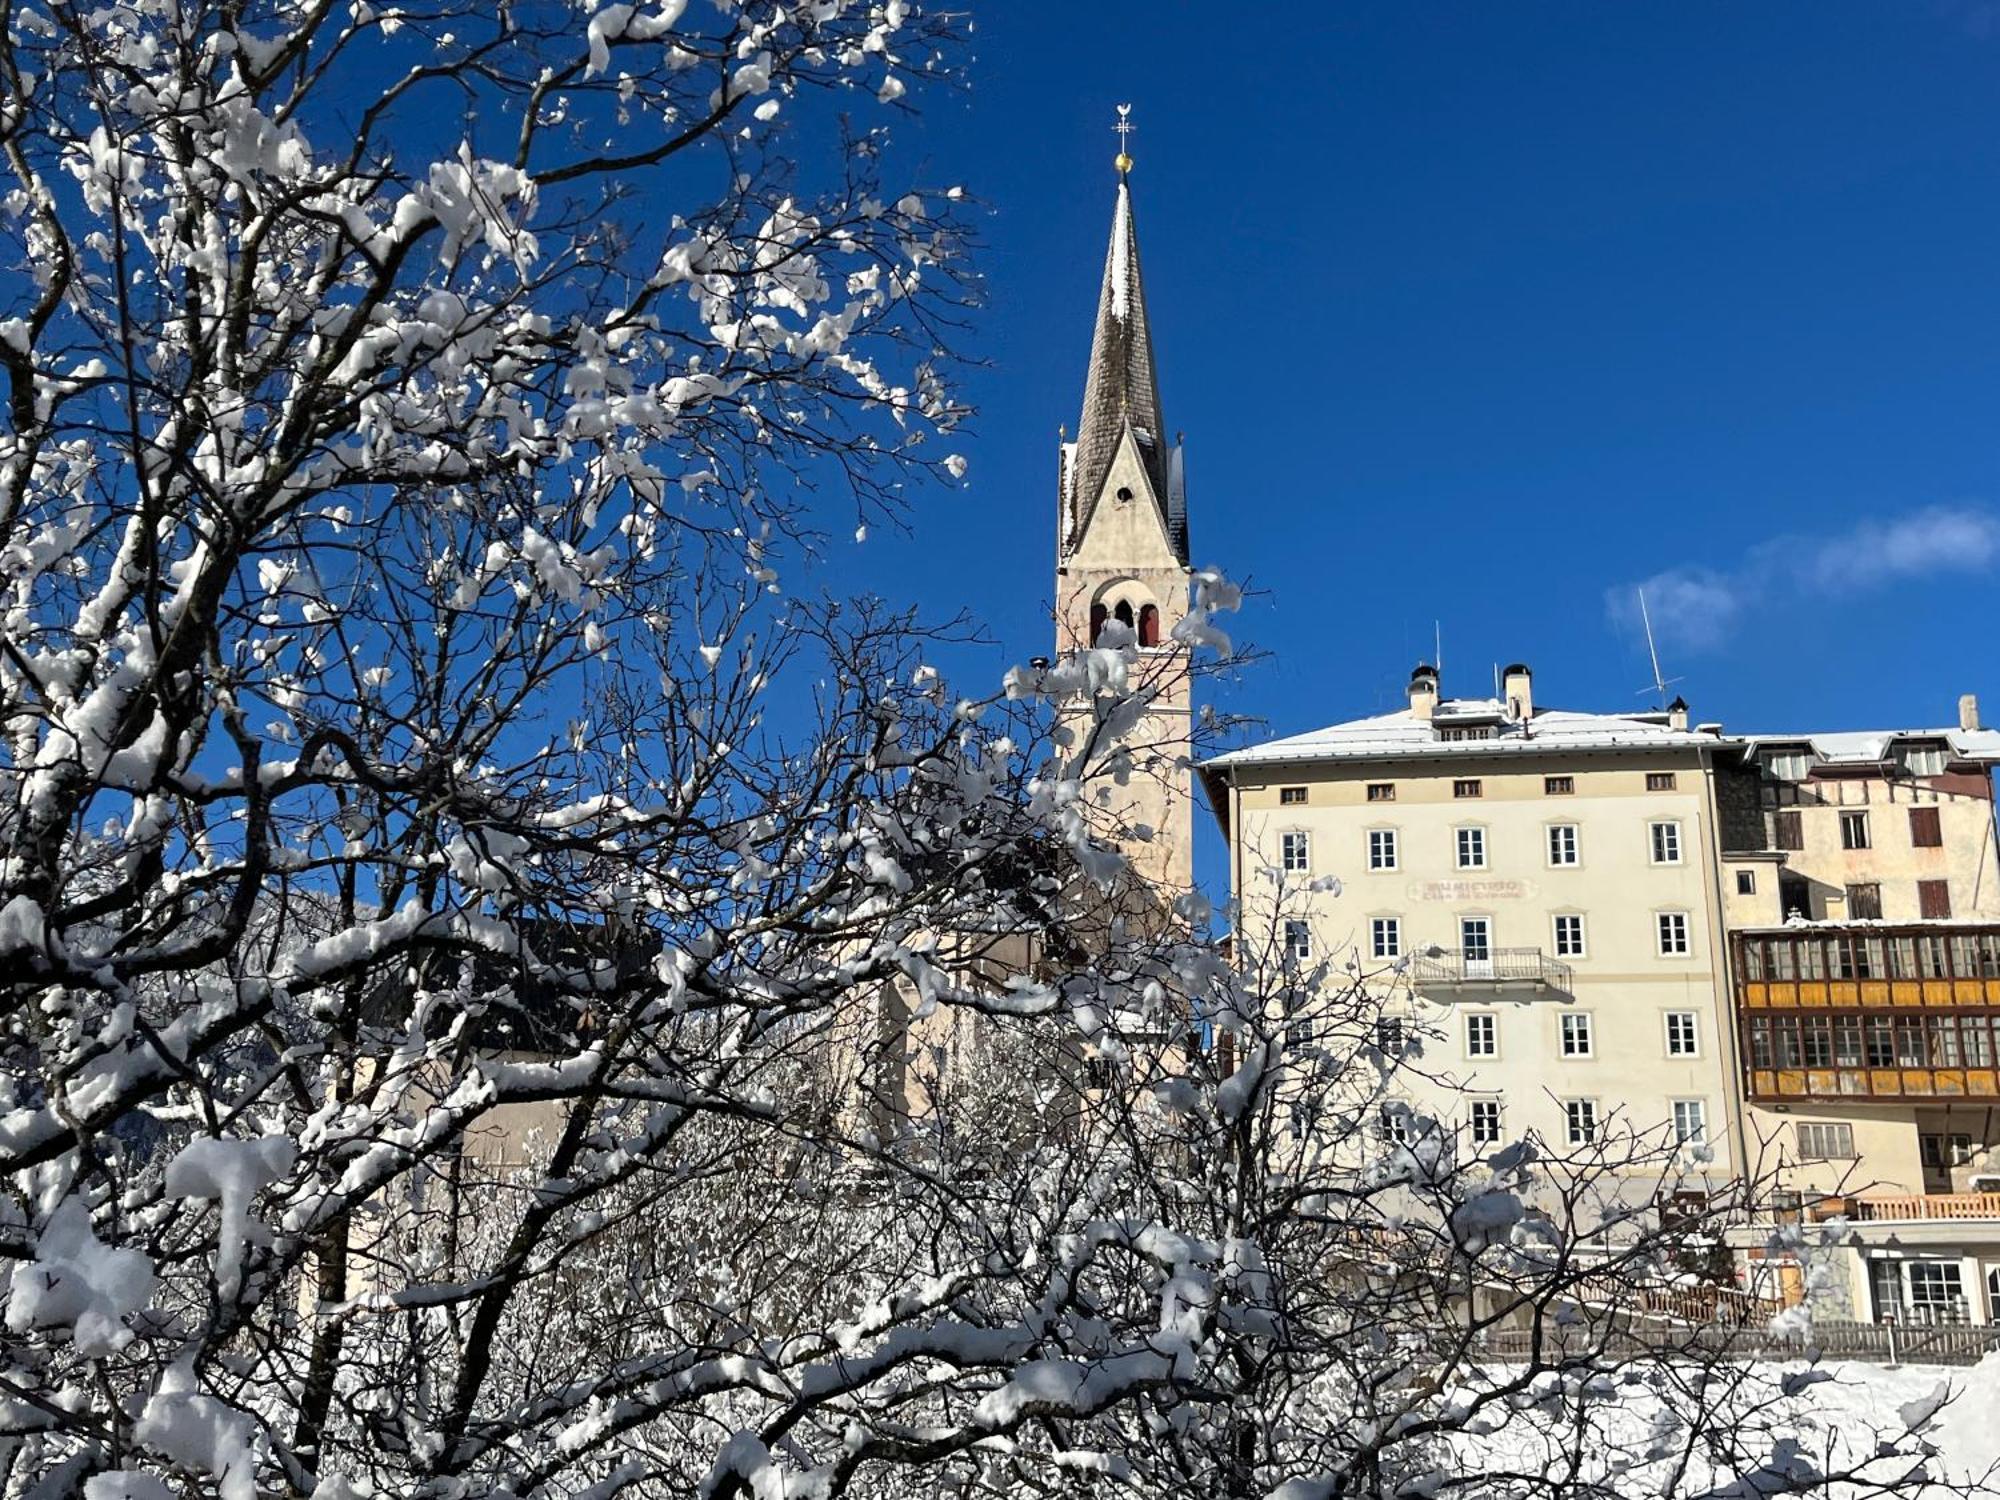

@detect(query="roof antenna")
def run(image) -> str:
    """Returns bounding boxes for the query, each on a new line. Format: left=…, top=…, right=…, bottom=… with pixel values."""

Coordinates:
left=1635, top=588, right=1684, bottom=706
left=1434, top=620, right=1442, bottom=680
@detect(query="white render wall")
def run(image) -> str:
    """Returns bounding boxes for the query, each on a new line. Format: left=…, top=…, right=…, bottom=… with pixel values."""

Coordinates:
left=1226, top=750, right=1741, bottom=1174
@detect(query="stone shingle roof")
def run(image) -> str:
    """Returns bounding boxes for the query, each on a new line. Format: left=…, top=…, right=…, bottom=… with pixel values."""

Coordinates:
left=1062, top=180, right=1187, bottom=564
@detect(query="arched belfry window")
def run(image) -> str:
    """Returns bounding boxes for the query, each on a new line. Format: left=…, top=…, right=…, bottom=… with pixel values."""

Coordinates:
left=1089, top=602, right=1107, bottom=646
left=1139, top=604, right=1159, bottom=647
left=1114, top=599, right=1135, bottom=631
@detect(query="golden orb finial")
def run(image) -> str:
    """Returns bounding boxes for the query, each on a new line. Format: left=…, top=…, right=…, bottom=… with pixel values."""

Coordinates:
left=1112, top=103, right=1135, bottom=176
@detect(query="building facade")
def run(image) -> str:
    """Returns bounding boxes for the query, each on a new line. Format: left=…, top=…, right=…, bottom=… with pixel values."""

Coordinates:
left=1201, top=664, right=1744, bottom=1184
left=1712, top=701, right=2000, bottom=1325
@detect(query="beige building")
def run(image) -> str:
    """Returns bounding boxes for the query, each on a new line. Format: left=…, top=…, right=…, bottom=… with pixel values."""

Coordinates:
left=1201, top=663, right=1744, bottom=1184
left=1712, top=699, right=2000, bottom=1325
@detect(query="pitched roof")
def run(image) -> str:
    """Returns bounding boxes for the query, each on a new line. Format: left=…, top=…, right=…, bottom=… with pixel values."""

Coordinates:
left=1204, top=700, right=1717, bottom=770
left=1732, top=728, right=2000, bottom=766
left=1062, top=181, right=1185, bottom=562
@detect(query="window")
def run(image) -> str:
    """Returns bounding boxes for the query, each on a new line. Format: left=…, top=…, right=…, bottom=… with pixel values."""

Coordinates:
left=1455, top=826, right=1486, bottom=870
left=1646, top=772, right=1677, bottom=792
left=1547, top=824, right=1579, bottom=867
left=1649, top=821, right=1682, bottom=865
left=1280, top=786, right=1308, bottom=806
left=1454, top=778, right=1483, bottom=799
left=1366, top=782, right=1396, bottom=802
left=1560, top=1012, right=1594, bottom=1057
left=1138, top=604, right=1159, bottom=647
left=1378, top=1105, right=1410, bottom=1145
left=1665, top=1011, right=1699, bottom=1057
left=1285, top=1015, right=1314, bottom=1048
left=1920, top=879, right=1953, bottom=920
left=1671, top=1099, right=1707, bottom=1146
left=1460, top=916, right=1491, bottom=963
left=1465, top=1013, right=1498, bottom=1058
left=1907, top=1261, right=1968, bottom=1324
left=1368, top=829, right=1398, bottom=871
left=1736, top=870, right=1757, bottom=896
left=1657, top=911, right=1691, bottom=956
left=1280, top=831, right=1310, bottom=873
left=1764, top=750, right=1814, bottom=782
left=1773, top=810, right=1804, bottom=851
left=1552, top=913, right=1586, bottom=958
left=1469, top=1099, right=1503, bottom=1146
left=1779, top=875, right=1811, bottom=919
left=1899, top=745, right=1947, bottom=778
left=1796, top=1122, right=1856, bottom=1161
left=1283, top=919, right=1311, bottom=963
left=1439, top=726, right=1492, bottom=742
left=1910, top=807, right=1943, bottom=848
left=1840, top=810, right=1871, bottom=850
left=1544, top=775, right=1574, bottom=796
left=1920, top=1133, right=1975, bottom=1169
left=1564, top=1099, right=1599, bottom=1145
left=1370, top=916, right=1402, bottom=960
left=1375, top=1018, right=1406, bottom=1056
left=1844, top=883, right=1882, bottom=920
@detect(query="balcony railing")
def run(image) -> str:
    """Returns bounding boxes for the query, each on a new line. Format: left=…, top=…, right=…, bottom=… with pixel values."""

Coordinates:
left=1406, top=946, right=1573, bottom=992
left=1810, top=1192, right=2000, bottom=1224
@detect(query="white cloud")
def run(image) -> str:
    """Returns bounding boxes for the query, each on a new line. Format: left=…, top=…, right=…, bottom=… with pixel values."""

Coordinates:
left=1606, top=505, right=2000, bottom=654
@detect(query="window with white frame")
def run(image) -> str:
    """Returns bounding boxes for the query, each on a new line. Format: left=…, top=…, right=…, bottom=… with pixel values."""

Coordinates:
left=1657, top=911, right=1691, bottom=956
left=1552, top=913, right=1586, bottom=958
left=1376, top=1018, right=1406, bottom=1056
left=1459, top=916, right=1491, bottom=963
left=1796, top=1122, right=1856, bottom=1160
left=1671, top=1099, right=1707, bottom=1146
left=1548, top=823, right=1579, bottom=866
left=1368, top=828, right=1398, bottom=870
left=1370, top=916, right=1402, bottom=960
left=1665, top=1011, right=1699, bottom=1057
left=1281, top=830, right=1310, bottom=873
left=1455, top=826, right=1486, bottom=869
left=1906, top=1261, right=1968, bottom=1324
left=1840, top=810, right=1870, bottom=851
left=1564, top=1098, right=1599, bottom=1145
left=1649, top=820, right=1682, bottom=865
left=1560, top=1012, right=1593, bottom=1058
left=1283, top=919, right=1311, bottom=963
left=1469, top=1099, right=1503, bottom=1147
left=1464, top=1012, right=1498, bottom=1058
left=1378, top=1105, right=1410, bottom=1145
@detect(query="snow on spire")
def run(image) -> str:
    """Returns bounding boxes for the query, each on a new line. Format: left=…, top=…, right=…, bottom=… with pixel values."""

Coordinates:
left=1062, top=164, right=1181, bottom=562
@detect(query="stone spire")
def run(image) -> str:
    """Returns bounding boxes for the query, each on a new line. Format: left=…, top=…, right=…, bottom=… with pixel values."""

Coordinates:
left=1060, top=169, right=1187, bottom=564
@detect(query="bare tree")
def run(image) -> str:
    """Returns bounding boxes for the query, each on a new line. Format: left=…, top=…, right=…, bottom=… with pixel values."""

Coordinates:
left=0, top=5, right=1986, bottom=1500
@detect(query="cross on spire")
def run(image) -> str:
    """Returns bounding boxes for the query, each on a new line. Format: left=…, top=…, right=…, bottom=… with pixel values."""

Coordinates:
left=1113, top=103, right=1135, bottom=175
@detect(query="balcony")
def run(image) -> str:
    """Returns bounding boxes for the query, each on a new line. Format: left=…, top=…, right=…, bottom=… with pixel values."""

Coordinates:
left=1407, top=946, right=1573, bottom=993
left=1811, top=1193, right=2000, bottom=1224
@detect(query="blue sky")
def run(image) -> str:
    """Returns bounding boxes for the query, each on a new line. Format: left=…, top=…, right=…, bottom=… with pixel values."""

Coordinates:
left=826, top=1, right=2000, bottom=870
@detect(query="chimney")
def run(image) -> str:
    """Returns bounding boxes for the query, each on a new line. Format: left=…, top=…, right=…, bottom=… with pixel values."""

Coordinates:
left=1502, top=662, right=1533, bottom=723
left=1408, top=663, right=1439, bottom=722
left=1668, top=694, right=1689, bottom=732
left=1960, top=693, right=1981, bottom=732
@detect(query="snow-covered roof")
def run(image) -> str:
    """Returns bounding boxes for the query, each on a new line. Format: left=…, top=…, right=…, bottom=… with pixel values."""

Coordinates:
left=1204, top=699, right=1716, bottom=772
left=1733, top=728, right=2000, bottom=767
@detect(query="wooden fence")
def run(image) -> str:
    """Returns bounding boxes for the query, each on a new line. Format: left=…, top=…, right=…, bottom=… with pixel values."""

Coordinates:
left=1476, top=1318, right=2000, bottom=1367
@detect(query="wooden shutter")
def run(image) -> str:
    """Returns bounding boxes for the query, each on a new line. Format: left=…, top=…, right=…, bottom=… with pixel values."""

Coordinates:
left=1773, top=810, right=1804, bottom=850
left=1909, top=807, right=1943, bottom=848
left=1919, top=879, right=1952, bottom=919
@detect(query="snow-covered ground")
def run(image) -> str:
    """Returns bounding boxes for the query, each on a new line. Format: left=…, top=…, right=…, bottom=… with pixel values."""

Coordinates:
left=1445, top=1356, right=2000, bottom=1496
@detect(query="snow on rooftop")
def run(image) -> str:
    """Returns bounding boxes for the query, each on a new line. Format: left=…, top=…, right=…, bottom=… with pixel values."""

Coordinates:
left=1735, top=727, right=2000, bottom=764
left=1205, top=699, right=1714, bottom=770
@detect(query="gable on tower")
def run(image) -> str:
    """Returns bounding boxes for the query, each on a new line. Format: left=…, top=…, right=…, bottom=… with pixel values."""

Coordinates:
left=1058, top=179, right=1191, bottom=567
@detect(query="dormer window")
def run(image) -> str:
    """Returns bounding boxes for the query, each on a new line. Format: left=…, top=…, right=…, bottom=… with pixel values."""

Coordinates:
left=1896, top=743, right=1947, bottom=778
left=1437, top=726, right=1493, bottom=742
left=1761, top=749, right=1815, bottom=782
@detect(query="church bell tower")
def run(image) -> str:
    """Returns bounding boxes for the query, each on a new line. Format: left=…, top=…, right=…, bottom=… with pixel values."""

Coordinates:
left=1054, top=128, right=1195, bottom=901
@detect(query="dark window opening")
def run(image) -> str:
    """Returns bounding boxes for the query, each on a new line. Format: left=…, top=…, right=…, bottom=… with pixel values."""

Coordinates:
left=1139, top=603, right=1159, bottom=647
left=1114, top=599, right=1134, bottom=630
left=1088, top=603, right=1107, bottom=646
left=1779, top=876, right=1811, bottom=919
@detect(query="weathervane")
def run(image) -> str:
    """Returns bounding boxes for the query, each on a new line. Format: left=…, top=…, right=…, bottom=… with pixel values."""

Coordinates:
left=1113, top=103, right=1135, bottom=176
